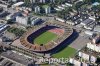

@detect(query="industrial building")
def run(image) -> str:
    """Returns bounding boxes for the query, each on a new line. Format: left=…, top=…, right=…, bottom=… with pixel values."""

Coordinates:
left=80, top=18, right=96, bottom=30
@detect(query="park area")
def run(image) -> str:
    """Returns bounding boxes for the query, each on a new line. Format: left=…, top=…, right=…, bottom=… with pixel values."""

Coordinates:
left=34, top=31, right=57, bottom=45
left=52, top=46, right=76, bottom=58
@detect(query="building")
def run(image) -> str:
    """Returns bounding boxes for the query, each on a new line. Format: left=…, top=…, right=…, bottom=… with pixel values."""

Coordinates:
left=0, top=10, right=9, bottom=18
left=45, top=6, right=51, bottom=14
left=35, top=6, right=40, bottom=13
left=92, top=34, right=100, bottom=44
left=40, top=0, right=46, bottom=3
left=94, top=26, right=100, bottom=32
left=80, top=18, right=96, bottom=30
left=12, top=2, right=24, bottom=8
left=32, top=0, right=55, bottom=3
left=16, top=16, right=28, bottom=25
left=0, top=4, right=8, bottom=9
left=30, top=17, right=41, bottom=25
left=30, top=0, right=36, bottom=3
left=0, top=24, right=9, bottom=34
left=66, top=21, right=75, bottom=25
left=0, top=7, right=3, bottom=12
left=84, top=31, right=93, bottom=36
left=16, top=16, right=41, bottom=26
left=55, top=17, right=65, bottom=22
left=50, top=0, right=55, bottom=3
left=6, top=12, right=22, bottom=21
left=65, top=3, right=72, bottom=7
left=92, top=2, right=100, bottom=6
left=43, top=5, right=51, bottom=14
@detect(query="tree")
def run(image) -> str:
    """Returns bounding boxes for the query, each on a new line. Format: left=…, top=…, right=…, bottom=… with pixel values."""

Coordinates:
left=55, top=0, right=65, bottom=5
left=57, top=7, right=72, bottom=19
left=83, top=0, right=92, bottom=4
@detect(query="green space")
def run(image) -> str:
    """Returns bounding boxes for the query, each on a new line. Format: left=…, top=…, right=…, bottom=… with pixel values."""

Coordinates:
left=43, top=5, right=49, bottom=8
left=34, top=31, right=57, bottom=45
left=40, top=65, right=50, bottom=66
left=7, top=27, right=26, bottom=36
left=52, top=46, right=76, bottom=58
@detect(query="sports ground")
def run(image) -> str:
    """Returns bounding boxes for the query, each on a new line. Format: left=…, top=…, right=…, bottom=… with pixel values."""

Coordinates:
left=34, top=31, right=57, bottom=45
left=20, top=22, right=73, bottom=52
left=53, top=46, right=76, bottom=58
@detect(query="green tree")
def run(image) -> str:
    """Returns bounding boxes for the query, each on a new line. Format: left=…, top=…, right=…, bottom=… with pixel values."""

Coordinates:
left=83, top=0, right=92, bottom=4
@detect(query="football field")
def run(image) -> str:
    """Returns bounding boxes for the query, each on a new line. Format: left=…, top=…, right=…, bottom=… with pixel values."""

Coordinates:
left=53, top=46, right=76, bottom=58
left=34, top=31, right=57, bottom=45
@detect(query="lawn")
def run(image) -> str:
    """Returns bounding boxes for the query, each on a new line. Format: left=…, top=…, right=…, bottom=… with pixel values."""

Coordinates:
left=52, top=46, right=76, bottom=58
left=34, top=31, right=57, bottom=45
left=43, top=5, right=49, bottom=8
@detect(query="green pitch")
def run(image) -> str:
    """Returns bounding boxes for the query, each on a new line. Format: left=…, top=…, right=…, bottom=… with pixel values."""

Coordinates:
left=34, top=31, right=57, bottom=45
left=53, top=46, right=76, bottom=58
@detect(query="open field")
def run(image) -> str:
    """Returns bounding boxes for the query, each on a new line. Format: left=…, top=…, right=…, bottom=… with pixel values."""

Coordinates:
left=52, top=46, right=76, bottom=58
left=34, top=31, right=57, bottom=45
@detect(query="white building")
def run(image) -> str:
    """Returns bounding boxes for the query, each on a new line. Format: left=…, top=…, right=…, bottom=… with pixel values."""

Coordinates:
left=54, top=8, right=62, bottom=11
left=16, top=16, right=28, bottom=25
left=65, top=3, right=72, bottom=7
left=30, top=0, right=36, bottom=3
left=35, top=6, right=40, bottom=13
left=69, top=58, right=81, bottom=66
left=6, top=14, right=13, bottom=20
left=40, top=0, right=46, bottom=3
left=94, top=26, right=100, bottom=32
left=57, top=6, right=65, bottom=10
left=16, top=16, right=41, bottom=26
left=66, top=21, right=75, bottom=25
left=55, top=17, right=65, bottom=22
left=87, top=43, right=100, bottom=52
left=45, top=6, right=51, bottom=14
left=84, top=31, right=93, bottom=36
left=31, top=17, right=41, bottom=25
left=12, top=2, right=24, bottom=8
left=0, top=24, right=9, bottom=33
left=0, top=4, right=8, bottom=8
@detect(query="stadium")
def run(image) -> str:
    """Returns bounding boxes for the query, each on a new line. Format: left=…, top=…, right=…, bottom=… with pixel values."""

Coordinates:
left=20, top=22, right=73, bottom=52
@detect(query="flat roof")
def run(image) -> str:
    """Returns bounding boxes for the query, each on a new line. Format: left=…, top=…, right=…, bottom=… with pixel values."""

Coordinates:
left=92, top=2, right=100, bottom=6
left=13, top=2, right=24, bottom=6
left=1, top=51, right=31, bottom=65
left=94, top=26, right=100, bottom=32
left=81, top=19, right=94, bottom=25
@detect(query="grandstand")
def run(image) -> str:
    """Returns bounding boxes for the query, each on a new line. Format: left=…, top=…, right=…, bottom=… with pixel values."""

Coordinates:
left=20, top=22, right=73, bottom=52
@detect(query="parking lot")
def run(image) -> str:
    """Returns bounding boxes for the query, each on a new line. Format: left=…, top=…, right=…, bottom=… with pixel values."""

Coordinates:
left=69, top=33, right=90, bottom=50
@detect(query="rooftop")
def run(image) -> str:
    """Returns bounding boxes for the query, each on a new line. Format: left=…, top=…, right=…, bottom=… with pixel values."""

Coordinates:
left=92, top=2, right=100, bottom=6
left=94, top=26, right=100, bottom=32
